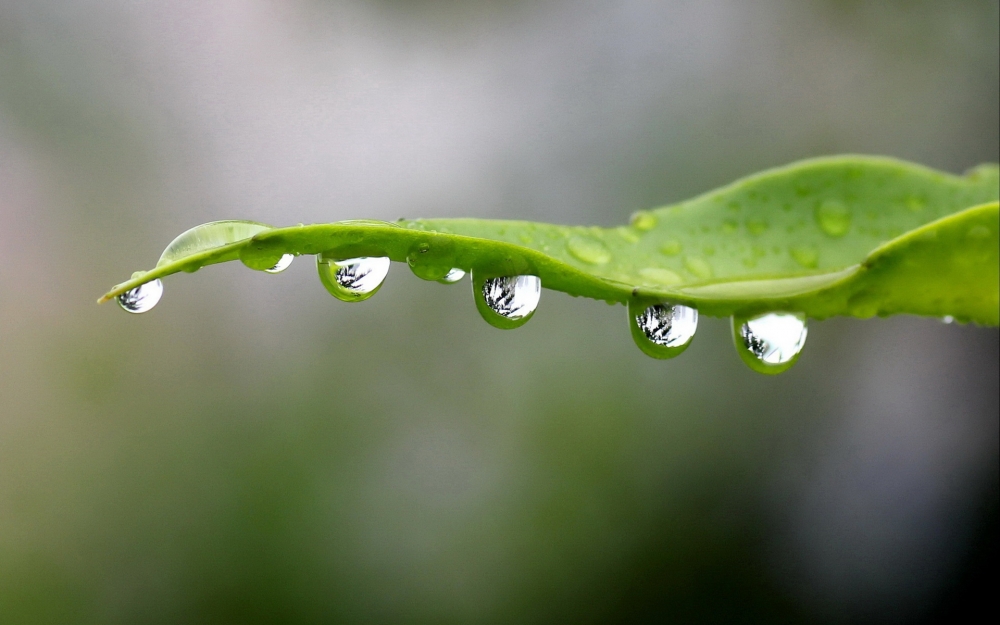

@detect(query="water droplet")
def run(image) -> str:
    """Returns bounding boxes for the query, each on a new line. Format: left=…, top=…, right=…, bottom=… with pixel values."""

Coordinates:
left=617, top=228, right=640, bottom=244
left=439, top=268, right=465, bottom=283
left=630, top=211, right=657, bottom=231
left=746, top=219, right=768, bottom=235
left=815, top=200, right=852, bottom=237
left=942, top=315, right=955, bottom=324
left=118, top=279, right=163, bottom=314
left=474, top=274, right=541, bottom=329
left=264, top=254, right=294, bottom=273
left=966, top=225, right=991, bottom=239
left=317, top=256, right=390, bottom=302
left=733, top=312, right=807, bottom=374
left=905, top=196, right=925, bottom=212
left=638, top=268, right=682, bottom=286
left=789, top=246, right=818, bottom=268
left=628, top=301, right=698, bottom=359
left=566, top=236, right=611, bottom=265
left=159, top=220, right=272, bottom=267
left=660, top=240, right=682, bottom=256
left=683, top=256, right=713, bottom=280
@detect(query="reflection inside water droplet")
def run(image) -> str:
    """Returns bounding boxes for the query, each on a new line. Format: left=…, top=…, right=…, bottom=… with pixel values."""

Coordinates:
left=736, top=312, right=807, bottom=373
left=482, top=276, right=540, bottom=319
left=118, top=279, right=163, bottom=313
left=629, top=302, right=697, bottom=359
left=439, top=268, right=465, bottom=283
left=317, top=256, right=390, bottom=302
left=265, top=254, right=294, bottom=274
left=474, top=274, right=541, bottom=329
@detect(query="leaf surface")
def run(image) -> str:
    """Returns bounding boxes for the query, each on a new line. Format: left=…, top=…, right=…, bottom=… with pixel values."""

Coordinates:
left=100, top=156, right=1000, bottom=325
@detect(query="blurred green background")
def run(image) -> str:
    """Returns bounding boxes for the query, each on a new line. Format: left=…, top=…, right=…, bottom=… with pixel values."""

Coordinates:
left=1, top=1, right=997, bottom=623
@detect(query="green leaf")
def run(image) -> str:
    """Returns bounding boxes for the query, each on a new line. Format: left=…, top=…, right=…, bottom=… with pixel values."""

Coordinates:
left=100, top=155, right=999, bottom=326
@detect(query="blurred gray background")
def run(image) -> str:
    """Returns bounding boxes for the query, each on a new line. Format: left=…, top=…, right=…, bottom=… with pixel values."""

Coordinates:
left=1, top=1, right=997, bottom=623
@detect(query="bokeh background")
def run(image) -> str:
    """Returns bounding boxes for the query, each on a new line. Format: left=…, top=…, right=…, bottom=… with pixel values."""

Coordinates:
left=1, top=1, right=997, bottom=623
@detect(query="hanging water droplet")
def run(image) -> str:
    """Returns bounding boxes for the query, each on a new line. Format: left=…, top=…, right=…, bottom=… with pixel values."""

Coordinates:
left=941, top=315, right=955, bottom=324
left=317, top=255, right=390, bottom=302
left=628, top=301, right=698, bottom=359
left=118, top=279, right=163, bottom=314
left=732, top=312, right=808, bottom=374
left=264, top=254, right=294, bottom=274
left=473, top=273, right=541, bottom=329
left=439, top=268, right=465, bottom=283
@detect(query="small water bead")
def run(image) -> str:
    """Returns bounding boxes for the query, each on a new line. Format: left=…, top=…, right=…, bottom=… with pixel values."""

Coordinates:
left=789, top=246, right=818, bottom=268
left=474, top=274, right=541, bottom=329
left=815, top=200, right=852, bottom=237
left=118, top=279, right=163, bottom=313
left=439, top=268, right=465, bottom=283
left=683, top=256, right=713, bottom=280
left=317, top=256, right=390, bottom=302
left=746, top=219, right=769, bottom=235
left=638, top=268, right=682, bottom=286
left=660, top=240, right=682, bottom=256
left=630, top=211, right=658, bottom=231
left=629, top=301, right=698, bottom=359
left=264, top=254, right=294, bottom=274
left=733, top=312, right=808, bottom=374
left=566, top=236, right=611, bottom=265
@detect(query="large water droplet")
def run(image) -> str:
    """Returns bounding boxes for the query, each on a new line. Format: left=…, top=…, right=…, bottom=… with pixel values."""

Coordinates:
left=265, top=254, right=294, bottom=273
left=317, top=256, right=390, bottom=302
left=474, top=274, right=541, bottom=329
left=118, top=279, right=163, bottom=313
left=733, top=312, right=807, bottom=374
left=159, top=220, right=273, bottom=267
left=566, top=236, right=611, bottom=265
left=628, top=301, right=698, bottom=359
left=815, top=200, right=851, bottom=237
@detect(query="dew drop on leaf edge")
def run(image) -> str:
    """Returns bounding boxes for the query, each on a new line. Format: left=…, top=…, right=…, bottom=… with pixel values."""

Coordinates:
left=118, top=279, right=163, bottom=314
left=474, top=274, right=541, bottom=329
left=439, top=268, right=465, bottom=283
left=629, top=301, right=698, bottom=359
left=733, top=312, right=807, bottom=374
left=264, top=254, right=294, bottom=273
left=317, top=255, right=390, bottom=302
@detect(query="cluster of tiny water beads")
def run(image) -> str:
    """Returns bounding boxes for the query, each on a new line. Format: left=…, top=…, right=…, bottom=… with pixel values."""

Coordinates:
left=116, top=252, right=808, bottom=373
